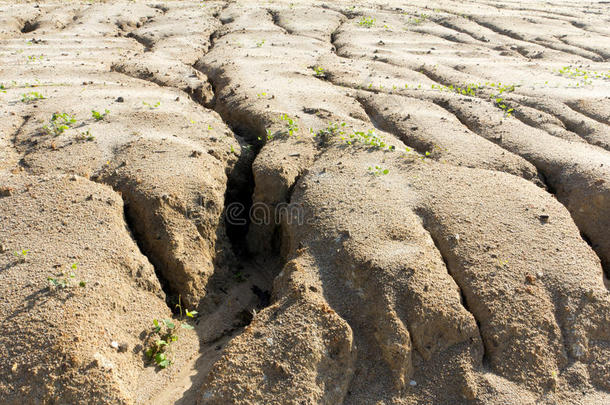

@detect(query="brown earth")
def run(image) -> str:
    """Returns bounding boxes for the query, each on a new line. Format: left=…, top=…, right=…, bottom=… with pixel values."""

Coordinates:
left=1, top=0, right=609, bottom=404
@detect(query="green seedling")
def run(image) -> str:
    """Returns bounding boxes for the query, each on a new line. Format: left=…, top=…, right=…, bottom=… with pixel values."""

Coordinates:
left=43, top=112, right=76, bottom=136
left=146, top=319, right=177, bottom=368
left=312, top=66, right=325, bottom=77
left=48, top=263, right=86, bottom=289
left=233, top=271, right=246, bottom=282
left=429, top=80, right=518, bottom=116
left=367, top=165, right=389, bottom=176
left=280, top=113, right=299, bottom=136
left=431, top=83, right=480, bottom=97
left=351, top=129, right=389, bottom=149
left=91, top=109, right=109, bottom=121
left=358, top=16, right=376, bottom=28
left=143, top=101, right=161, bottom=109
left=14, top=249, right=29, bottom=263
left=21, top=91, right=44, bottom=103
left=75, top=130, right=95, bottom=142
left=314, top=121, right=395, bottom=151
left=262, top=114, right=299, bottom=140
left=556, top=65, right=610, bottom=85
left=0, top=84, right=6, bottom=93
left=496, top=258, right=509, bottom=268
left=256, top=39, right=265, bottom=47
left=406, top=13, right=430, bottom=25
left=146, top=303, right=197, bottom=368
left=26, top=55, right=44, bottom=63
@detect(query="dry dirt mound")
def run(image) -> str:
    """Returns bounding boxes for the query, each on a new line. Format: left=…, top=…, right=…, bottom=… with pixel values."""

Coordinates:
left=1, top=0, right=609, bottom=404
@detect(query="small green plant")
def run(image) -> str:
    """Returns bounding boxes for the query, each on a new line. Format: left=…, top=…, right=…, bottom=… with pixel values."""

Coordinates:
left=26, top=55, right=44, bottom=63
left=492, top=96, right=514, bottom=117
left=21, top=91, right=44, bottom=103
left=312, top=66, right=325, bottom=77
left=368, top=165, right=389, bottom=175
left=406, top=13, right=430, bottom=25
left=431, top=83, right=480, bottom=97
left=256, top=39, right=265, bottom=47
left=43, top=112, right=76, bottom=136
left=0, top=83, right=6, bottom=93
left=429, top=80, right=518, bottom=116
left=146, top=319, right=178, bottom=368
left=351, top=129, right=389, bottom=149
left=91, top=109, right=109, bottom=120
left=555, top=65, right=610, bottom=85
left=146, top=304, right=197, bottom=368
left=280, top=113, right=299, bottom=136
left=14, top=249, right=29, bottom=263
left=314, top=122, right=395, bottom=151
left=262, top=114, right=299, bottom=140
left=75, top=130, right=95, bottom=142
left=174, top=295, right=198, bottom=323
left=143, top=101, right=161, bottom=109
left=358, top=16, right=376, bottom=28
left=48, top=263, right=86, bottom=289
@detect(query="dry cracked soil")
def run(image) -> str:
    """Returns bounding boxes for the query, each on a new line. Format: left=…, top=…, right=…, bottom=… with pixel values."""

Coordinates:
left=1, top=0, right=610, bottom=404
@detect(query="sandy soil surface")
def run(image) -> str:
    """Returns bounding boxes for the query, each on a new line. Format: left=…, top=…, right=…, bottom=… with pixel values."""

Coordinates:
left=0, top=0, right=609, bottom=404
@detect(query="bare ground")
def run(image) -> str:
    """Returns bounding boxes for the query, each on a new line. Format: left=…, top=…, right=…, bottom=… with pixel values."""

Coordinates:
left=0, top=0, right=609, bottom=404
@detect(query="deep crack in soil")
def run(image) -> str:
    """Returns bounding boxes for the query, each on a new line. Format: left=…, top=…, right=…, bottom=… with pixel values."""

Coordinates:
left=1, top=0, right=610, bottom=404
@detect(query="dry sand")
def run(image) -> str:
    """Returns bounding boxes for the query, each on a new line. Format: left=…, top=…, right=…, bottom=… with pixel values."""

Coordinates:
left=1, top=0, right=609, bottom=404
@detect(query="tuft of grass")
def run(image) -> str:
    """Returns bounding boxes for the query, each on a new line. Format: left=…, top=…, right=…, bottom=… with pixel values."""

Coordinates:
left=312, top=66, right=325, bottom=77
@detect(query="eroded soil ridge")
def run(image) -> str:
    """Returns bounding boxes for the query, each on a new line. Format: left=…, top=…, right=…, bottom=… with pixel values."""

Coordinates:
left=1, top=0, right=609, bottom=404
